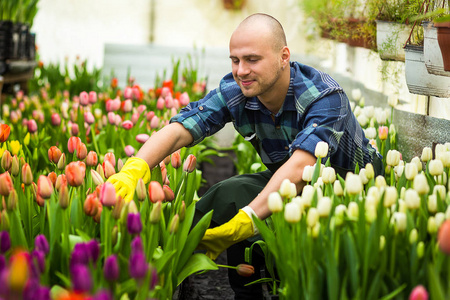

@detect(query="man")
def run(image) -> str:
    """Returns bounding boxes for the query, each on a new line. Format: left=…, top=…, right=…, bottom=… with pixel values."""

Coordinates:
left=109, top=13, right=382, bottom=299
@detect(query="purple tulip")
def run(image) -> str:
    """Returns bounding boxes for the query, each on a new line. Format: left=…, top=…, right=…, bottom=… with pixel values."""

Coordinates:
left=0, top=255, right=5, bottom=273
left=70, top=243, right=90, bottom=269
left=31, top=250, right=46, bottom=274
left=23, top=279, right=50, bottom=300
left=103, top=255, right=119, bottom=282
left=0, top=231, right=10, bottom=253
left=130, top=236, right=144, bottom=255
left=92, top=290, right=113, bottom=300
left=87, top=240, right=100, bottom=263
left=127, top=213, right=142, bottom=235
left=71, top=264, right=93, bottom=293
left=129, top=252, right=148, bottom=279
left=34, top=234, right=49, bottom=255
left=150, top=265, right=158, bottom=290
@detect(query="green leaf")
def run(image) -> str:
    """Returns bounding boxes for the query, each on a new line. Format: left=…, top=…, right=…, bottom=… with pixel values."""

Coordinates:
left=177, top=253, right=218, bottom=285
left=154, top=250, right=177, bottom=274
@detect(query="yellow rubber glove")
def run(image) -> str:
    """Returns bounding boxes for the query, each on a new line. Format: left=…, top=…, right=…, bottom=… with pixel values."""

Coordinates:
left=197, top=208, right=257, bottom=260
left=107, top=157, right=151, bottom=203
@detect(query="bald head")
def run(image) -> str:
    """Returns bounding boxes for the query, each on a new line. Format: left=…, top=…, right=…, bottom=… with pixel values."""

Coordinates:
left=235, top=13, right=287, bottom=52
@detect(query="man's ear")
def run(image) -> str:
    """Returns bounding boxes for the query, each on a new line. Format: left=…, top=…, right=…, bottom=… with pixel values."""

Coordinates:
left=281, top=46, right=290, bottom=68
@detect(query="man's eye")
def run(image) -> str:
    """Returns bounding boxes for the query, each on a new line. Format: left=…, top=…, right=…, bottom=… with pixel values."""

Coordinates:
left=248, top=59, right=258, bottom=63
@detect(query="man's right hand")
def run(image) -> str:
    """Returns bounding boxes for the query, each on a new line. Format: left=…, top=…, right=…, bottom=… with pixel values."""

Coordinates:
left=107, top=157, right=151, bottom=202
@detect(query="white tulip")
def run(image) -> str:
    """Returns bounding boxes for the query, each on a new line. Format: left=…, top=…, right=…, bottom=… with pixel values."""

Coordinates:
left=333, top=180, right=344, bottom=196
left=376, top=110, right=387, bottom=125
left=284, top=202, right=302, bottom=223
left=307, top=207, right=319, bottom=227
left=386, top=150, right=401, bottom=167
left=427, top=216, right=438, bottom=234
left=398, top=199, right=407, bottom=213
left=314, top=177, right=324, bottom=189
left=384, top=186, right=398, bottom=208
left=446, top=205, right=450, bottom=220
left=357, top=114, right=369, bottom=127
left=346, top=174, right=363, bottom=195
left=405, top=188, right=420, bottom=209
left=429, top=159, right=444, bottom=176
left=434, top=185, right=446, bottom=201
left=435, top=144, right=447, bottom=157
left=353, top=105, right=361, bottom=117
left=301, top=185, right=314, bottom=206
left=359, top=169, right=369, bottom=185
left=387, top=95, right=398, bottom=107
left=421, top=147, right=432, bottom=162
left=437, top=151, right=450, bottom=168
left=409, top=228, right=418, bottom=244
left=351, top=88, right=362, bottom=101
left=404, top=163, right=418, bottom=181
left=315, top=141, right=329, bottom=158
left=302, top=165, right=314, bottom=182
left=365, top=163, right=375, bottom=180
left=365, top=204, right=377, bottom=223
left=413, top=173, right=429, bottom=195
left=347, top=202, right=359, bottom=220
left=435, top=212, right=445, bottom=227
left=379, top=236, right=386, bottom=251
left=364, top=106, right=374, bottom=118
left=334, top=204, right=347, bottom=226
left=411, top=156, right=423, bottom=172
left=427, top=194, right=437, bottom=213
left=393, top=212, right=407, bottom=232
left=364, top=127, right=376, bottom=139
left=394, top=165, right=404, bottom=179
left=350, top=101, right=356, bottom=111
left=279, top=179, right=297, bottom=198
left=311, top=223, right=321, bottom=238
left=375, top=175, right=387, bottom=189
left=436, top=172, right=447, bottom=186
left=322, top=167, right=336, bottom=184
left=268, top=192, right=283, bottom=213
left=317, top=197, right=332, bottom=217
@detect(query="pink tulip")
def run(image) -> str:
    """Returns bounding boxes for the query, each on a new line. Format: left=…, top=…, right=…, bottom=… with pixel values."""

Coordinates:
left=71, top=123, right=79, bottom=136
left=156, top=97, right=165, bottom=110
left=84, top=112, right=95, bottom=125
left=161, top=87, right=171, bottom=98
left=183, top=154, right=197, bottom=173
left=179, top=92, right=190, bottom=106
left=79, top=91, right=89, bottom=106
left=124, top=145, right=135, bottom=157
left=146, top=111, right=155, bottom=122
left=171, top=151, right=181, bottom=169
left=100, top=182, right=117, bottom=207
left=10, top=110, right=19, bottom=124
left=131, top=113, right=139, bottom=125
left=89, top=91, right=97, bottom=104
left=122, top=99, right=132, bottom=113
left=124, top=87, right=133, bottom=99
left=27, top=119, right=38, bottom=133
left=86, top=151, right=98, bottom=167
left=150, top=116, right=159, bottom=129
left=104, top=152, right=116, bottom=168
left=68, top=136, right=82, bottom=154
left=106, top=97, right=121, bottom=112
left=37, top=175, right=53, bottom=199
left=165, top=95, right=174, bottom=109
left=137, top=105, right=146, bottom=115
left=378, top=126, right=388, bottom=141
left=136, top=134, right=150, bottom=144
left=0, top=172, right=13, bottom=196
left=148, top=181, right=165, bottom=203
left=114, top=115, right=122, bottom=126
left=173, top=99, right=181, bottom=110
left=163, top=185, right=175, bottom=202
left=171, top=107, right=178, bottom=118
left=132, top=87, right=141, bottom=100
left=51, top=113, right=61, bottom=126
left=409, top=285, right=428, bottom=300
left=22, top=163, right=33, bottom=185
left=103, top=160, right=116, bottom=179
left=122, top=120, right=133, bottom=130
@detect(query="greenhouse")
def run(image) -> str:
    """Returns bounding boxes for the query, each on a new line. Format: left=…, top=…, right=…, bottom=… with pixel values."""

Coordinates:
left=0, top=0, right=450, bottom=299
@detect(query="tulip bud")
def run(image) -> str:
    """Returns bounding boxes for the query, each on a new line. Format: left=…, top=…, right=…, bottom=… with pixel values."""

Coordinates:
left=124, top=145, right=135, bottom=157
left=409, top=285, right=428, bottom=300
left=37, top=175, right=53, bottom=199
left=84, top=193, right=99, bottom=216
left=96, top=164, right=106, bottom=182
left=429, top=159, right=444, bottom=176
left=359, top=169, right=369, bottom=185
left=86, top=151, right=98, bottom=167
left=150, top=201, right=162, bottom=224
left=345, top=174, right=363, bottom=195
left=104, top=255, right=119, bottom=282
left=409, top=228, right=418, bottom=244
left=383, top=186, right=397, bottom=208
left=163, top=185, right=175, bottom=202
left=404, top=188, right=420, bottom=210
left=59, top=182, right=69, bottom=209
left=379, top=235, right=386, bottom=251
left=7, top=189, right=18, bottom=210
left=314, top=141, right=328, bottom=158
left=135, top=178, right=147, bottom=201
left=317, top=196, right=332, bottom=217
left=0, top=172, right=13, bottom=196
left=413, top=173, right=429, bottom=195
left=100, top=182, right=117, bottom=207
left=435, top=212, right=445, bottom=228
left=34, top=234, right=49, bottom=255
left=1, top=150, right=12, bottom=171
left=148, top=181, right=165, bottom=203
left=427, top=194, right=437, bottom=214
left=393, top=212, right=407, bottom=232
left=103, top=161, right=115, bottom=179
left=57, top=153, right=66, bottom=170
left=284, top=202, right=301, bottom=223
left=129, top=252, right=148, bottom=279
left=375, top=175, right=387, bottom=189
left=10, top=155, right=19, bottom=177
left=306, top=207, right=319, bottom=227
left=347, top=202, right=359, bottom=220
left=268, top=192, right=283, bottom=213
left=171, top=151, right=182, bottom=169
left=165, top=209, right=180, bottom=234
left=117, top=158, right=124, bottom=172
left=404, top=163, right=418, bottom=181
left=183, top=154, right=197, bottom=173
left=21, top=163, right=33, bottom=185
left=333, top=180, right=344, bottom=196
left=322, top=167, right=336, bottom=184
left=48, top=146, right=62, bottom=164
left=302, top=165, right=314, bottom=182
left=378, top=126, right=388, bottom=140
left=421, top=147, right=432, bottom=162
left=127, top=213, right=143, bottom=235
left=428, top=216, right=438, bottom=234
left=279, top=178, right=296, bottom=198
left=48, top=172, right=57, bottom=188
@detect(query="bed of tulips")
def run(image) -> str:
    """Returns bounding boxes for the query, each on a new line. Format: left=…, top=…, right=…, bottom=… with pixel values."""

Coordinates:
left=249, top=93, right=450, bottom=299
left=0, top=63, right=226, bottom=300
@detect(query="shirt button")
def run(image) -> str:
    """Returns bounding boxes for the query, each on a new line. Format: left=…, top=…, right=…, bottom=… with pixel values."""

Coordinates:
left=285, top=146, right=289, bottom=150
left=276, top=125, right=281, bottom=129
left=313, top=123, right=318, bottom=127
left=199, top=106, right=204, bottom=111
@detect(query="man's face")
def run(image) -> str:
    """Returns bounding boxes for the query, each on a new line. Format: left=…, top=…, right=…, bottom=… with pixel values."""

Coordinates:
left=229, top=27, right=283, bottom=99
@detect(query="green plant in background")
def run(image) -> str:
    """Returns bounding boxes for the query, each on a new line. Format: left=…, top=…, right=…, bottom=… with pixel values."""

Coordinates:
left=230, top=134, right=267, bottom=175
left=0, top=0, right=39, bottom=26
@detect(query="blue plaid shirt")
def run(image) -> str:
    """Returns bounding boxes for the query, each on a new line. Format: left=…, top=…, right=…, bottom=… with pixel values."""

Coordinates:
left=171, top=62, right=377, bottom=171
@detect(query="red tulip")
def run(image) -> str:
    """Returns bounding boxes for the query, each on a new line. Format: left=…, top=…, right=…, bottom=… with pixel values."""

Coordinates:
left=86, top=151, right=98, bottom=167
left=148, top=181, right=164, bottom=203
left=236, top=264, right=255, bottom=277
left=65, top=162, right=85, bottom=187
left=48, top=172, right=57, bottom=187
left=163, top=185, right=175, bottom=202
left=0, top=172, right=13, bottom=196
left=171, top=151, right=181, bottom=169
left=100, top=182, right=117, bottom=207
left=68, top=136, right=82, bottom=154
left=76, top=142, right=88, bottom=160
left=0, top=124, right=11, bottom=142
left=409, top=285, right=428, bottom=300
left=48, top=146, right=62, bottom=164
left=104, top=152, right=116, bottom=168
left=84, top=193, right=99, bottom=216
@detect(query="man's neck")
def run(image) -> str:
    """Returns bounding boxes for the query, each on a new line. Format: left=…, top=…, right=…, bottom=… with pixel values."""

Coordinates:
left=258, top=67, right=291, bottom=115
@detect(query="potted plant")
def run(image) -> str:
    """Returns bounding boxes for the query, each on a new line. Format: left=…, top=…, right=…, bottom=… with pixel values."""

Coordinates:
left=434, top=13, right=450, bottom=71
left=222, top=0, right=245, bottom=10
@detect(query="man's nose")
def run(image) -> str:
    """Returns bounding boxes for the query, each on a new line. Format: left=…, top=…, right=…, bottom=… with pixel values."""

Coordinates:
left=236, top=62, right=250, bottom=77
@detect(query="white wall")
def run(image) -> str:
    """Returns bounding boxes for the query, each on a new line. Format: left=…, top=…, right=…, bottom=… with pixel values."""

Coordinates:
left=32, top=0, right=450, bottom=120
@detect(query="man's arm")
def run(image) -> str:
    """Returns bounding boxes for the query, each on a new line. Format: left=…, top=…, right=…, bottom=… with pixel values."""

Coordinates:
left=136, top=122, right=194, bottom=169
left=248, top=149, right=316, bottom=219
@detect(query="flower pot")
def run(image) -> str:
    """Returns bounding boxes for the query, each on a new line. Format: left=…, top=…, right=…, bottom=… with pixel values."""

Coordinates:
left=434, top=21, right=450, bottom=72
left=423, top=22, right=450, bottom=77
left=0, top=20, right=13, bottom=61
left=404, top=44, right=450, bottom=98
left=328, top=18, right=376, bottom=50
left=376, top=20, right=411, bottom=61
left=223, top=0, right=245, bottom=10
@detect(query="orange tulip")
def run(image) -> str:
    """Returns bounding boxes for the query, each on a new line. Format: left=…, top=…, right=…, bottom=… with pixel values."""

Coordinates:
left=0, top=172, right=13, bottom=196
left=48, top=171, right=57, bottom=187
left=183, top=154, right=197, bottom=173
left=163, top=185, right=175, bottom=202
left=438, top=220, right=450, bottom=255
left=171, top=151, right=181, bottom=169
left=76, top=142, right=87, bottom=160
left=67, top=136, right=82, bottom=154
left=104, top=152, right=116, bottom=168
left=148, top=181, right=165, bottom=203
left=55, top=174, right=67, bottom=191
left=84, top=193, right=99, bottom=216
left=86, top=151, right=98, bottom=167
left=65, top=162, right=85, bottom=187
left=0, top=124, right=11, bottom=142
left=48, top=146, right=62, bottom=164
left=37, top=175, right=53, bottom=199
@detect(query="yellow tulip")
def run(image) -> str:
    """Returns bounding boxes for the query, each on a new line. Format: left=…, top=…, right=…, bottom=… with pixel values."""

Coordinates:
left=8, top=140, right=21, bottom=156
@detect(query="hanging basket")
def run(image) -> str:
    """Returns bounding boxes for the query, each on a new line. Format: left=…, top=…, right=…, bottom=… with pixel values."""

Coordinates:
left=376, top=20, right=411, bottom=61
left=434, top=21, right=450, bottom=72
left=404, top=44, right=450, bottom=98
left=423, top=21, right=450, bottom=76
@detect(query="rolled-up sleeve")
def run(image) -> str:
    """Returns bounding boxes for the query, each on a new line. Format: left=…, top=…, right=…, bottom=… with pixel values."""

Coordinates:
left=290, top=92, right=348, bottom=159
left=170, top=88, right=231, bottom=147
